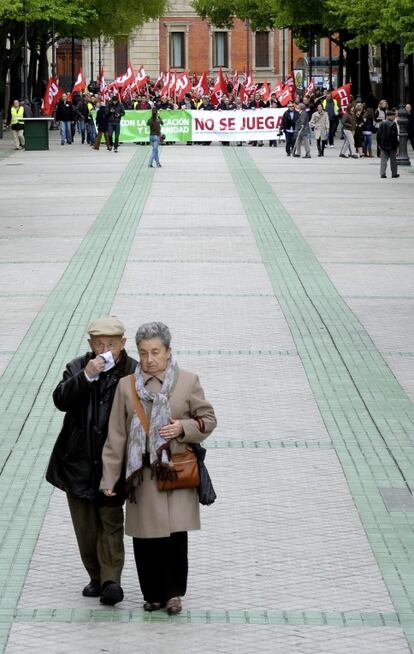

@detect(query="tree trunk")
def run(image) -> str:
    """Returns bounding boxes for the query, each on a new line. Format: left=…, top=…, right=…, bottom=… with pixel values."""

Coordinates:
left=345, top=44, right=373, bottom=102
left=0, top=24, right=10, bottom=114
left=36, top=31, right=49, bottom=99
left=28, top=27, right=38, bottom=100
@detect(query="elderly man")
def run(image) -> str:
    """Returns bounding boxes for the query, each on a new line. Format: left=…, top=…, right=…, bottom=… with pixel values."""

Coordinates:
left=46, top=317, right=137, bottom=605
left=293, top=103, right=311, bottom=158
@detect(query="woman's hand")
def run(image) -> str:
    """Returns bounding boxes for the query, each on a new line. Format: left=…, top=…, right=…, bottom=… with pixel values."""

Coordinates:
left=160, top=418, right=183, bottom=440
left=101, top=489, right=116, bottom=497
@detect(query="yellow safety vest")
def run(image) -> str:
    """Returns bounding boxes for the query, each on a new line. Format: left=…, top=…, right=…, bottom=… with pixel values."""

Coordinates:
left=11, top=106, right=25, bottom=126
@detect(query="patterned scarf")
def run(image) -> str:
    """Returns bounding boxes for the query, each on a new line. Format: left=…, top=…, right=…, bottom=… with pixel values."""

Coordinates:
left=125, top=355, right=178, bottom=501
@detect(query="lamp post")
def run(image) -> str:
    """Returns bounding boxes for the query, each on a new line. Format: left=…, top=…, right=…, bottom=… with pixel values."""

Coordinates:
left=23, top=0, right=29, bottom=98
left=90, top=38, right=94, bottom=87
left=328, top=32, right=333, bottom=90
left=282, top=28, right=286, bottom=80
left=51, top=19, right=56, bottom=77
left=396, top=35, right=411, bottom=166
left=356, top=46, right=362, bottom=102
left=245, top=19, right=250, bottom=77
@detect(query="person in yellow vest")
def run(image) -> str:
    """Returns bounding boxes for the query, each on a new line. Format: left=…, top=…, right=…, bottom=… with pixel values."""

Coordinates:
left=10, top=99, right=25, bottom=150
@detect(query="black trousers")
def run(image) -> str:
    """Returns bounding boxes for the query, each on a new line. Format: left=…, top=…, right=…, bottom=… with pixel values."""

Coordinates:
left=133, top=532, right=188, bottom=604
left=284, top=131, right=295, bottom=154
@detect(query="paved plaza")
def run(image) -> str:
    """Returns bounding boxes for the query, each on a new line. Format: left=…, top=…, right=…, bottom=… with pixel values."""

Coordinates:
left=0, top=128, right=413, bottom=653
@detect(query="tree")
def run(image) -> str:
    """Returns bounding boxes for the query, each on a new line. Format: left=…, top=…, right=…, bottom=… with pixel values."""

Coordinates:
left=0, top=0, right=167, bottom=111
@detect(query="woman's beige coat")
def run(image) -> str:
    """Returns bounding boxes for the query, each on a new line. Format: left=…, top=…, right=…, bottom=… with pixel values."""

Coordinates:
left=100, top=368, right=217, bottom=538
left=310, top=109, right=330, bottom=140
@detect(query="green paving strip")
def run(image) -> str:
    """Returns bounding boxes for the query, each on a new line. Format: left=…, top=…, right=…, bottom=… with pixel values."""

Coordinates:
left=223, top=147, right=414, bottom=650
left=0, top=149, right=154, bottom=651
left=8, top=607, right=400, bottom=627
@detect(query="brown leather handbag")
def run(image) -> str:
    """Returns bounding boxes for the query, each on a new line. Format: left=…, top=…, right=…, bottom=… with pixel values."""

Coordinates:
left=129, top=375, right=200, bottom=492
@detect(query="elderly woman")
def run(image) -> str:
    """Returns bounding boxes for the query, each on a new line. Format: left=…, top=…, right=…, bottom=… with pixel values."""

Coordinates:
left=310, top=104, right=330, bottom=156
left=100, top=322, right=217, bottom=615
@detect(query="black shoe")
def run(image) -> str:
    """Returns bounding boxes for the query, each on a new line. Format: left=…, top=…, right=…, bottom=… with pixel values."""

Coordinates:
left=381, top=175, right=387, bottom=178
left=303, top=154, right=311, bottom=158
left=392, top=174, right=400, bottom=178
left=82, top=580, right=101, bottom=597
left=293, top=154, right=300, bottom=157
left=100, top=582, right=124, bottom=605
left=143, top=601, right=166, bottom=612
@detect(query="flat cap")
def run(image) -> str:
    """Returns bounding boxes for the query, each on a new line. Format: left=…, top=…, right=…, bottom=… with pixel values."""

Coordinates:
left=87, top=316, right=125, bottom=337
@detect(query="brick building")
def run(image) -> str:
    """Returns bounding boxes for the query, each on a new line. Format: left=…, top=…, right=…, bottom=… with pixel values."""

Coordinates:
left=58, top=0, right=339, bottom=89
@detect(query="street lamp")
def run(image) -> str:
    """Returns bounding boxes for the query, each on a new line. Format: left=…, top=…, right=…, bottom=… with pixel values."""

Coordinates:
left=245, top=19, right=250, bottom=77
left=396, top=35, right=411, bottom=166
left=23, top=0, right=29, bottom=98
left=356, top=46, right=362, bottom=102
left=328, top=32, right=333, bottom=90
left=51, top=19, right=56, bottom=78
left=282, top=28, right=286, bottom=80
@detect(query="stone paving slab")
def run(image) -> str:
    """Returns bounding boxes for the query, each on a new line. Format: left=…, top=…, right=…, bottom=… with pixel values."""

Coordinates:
left=321, top=264, right=414, bottom=298
left=5, top=623, right=411, bottom=654
left=306, top=236, right=414, bottom=264
left=127, top=233, right=262, bottom=261
left=345, top=299, right=414, bottom=352
left=0, top=134, right=413, bottom=653
left=0, top=237, right=82, bottom=263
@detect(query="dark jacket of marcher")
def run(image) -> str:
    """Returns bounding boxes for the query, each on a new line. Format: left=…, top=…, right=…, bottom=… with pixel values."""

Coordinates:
left=377, top=119, right=399, bottom=151
left=95, top=106, right=108, bottom=132
left=105, top=101, right=125, bottom=123
left=55, top=100, right=74, bottom=122
left=281, top=108, right=299, bottom=131
left=46, top=349, right=137, bottom=503
left=294, top=110, right=310, bottom=136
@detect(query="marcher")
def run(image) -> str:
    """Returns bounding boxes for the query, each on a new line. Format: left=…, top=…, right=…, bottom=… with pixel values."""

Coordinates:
left=280, top=100, right=298, bottom=156
left=147, top=107, right=164, bottom=167
left=94, top=100, right=110, bottom=151
left=293, top=103, right=311, bottom=158
left=106, top=96, right=125, bottom=153
left=309, top=104, right=329, bottom=156
left=55, top=94, right=75, bottom=145
left=377, top=109, right=399, bottom=179
left=362, top=107, right=375, bottom=157
left=354, top=103, right=364, bottom=156
left=339, top=105, right=358, bottom=159
left=406, top=104, right=414, bottom=151
left=322, top=91, right=339, bottom=147
left=46, top=317, right=137, bottom=605
left=100, top=322, right=217, bottom=615
left=9, top=99, right=25, bottom=150
left=374, top=99, right=388, bottom=157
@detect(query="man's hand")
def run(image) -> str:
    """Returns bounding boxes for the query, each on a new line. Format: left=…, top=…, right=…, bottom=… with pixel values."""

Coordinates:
left=84, top=356, right=105, bottom=378
left=101, top=489, right=116, bottom=497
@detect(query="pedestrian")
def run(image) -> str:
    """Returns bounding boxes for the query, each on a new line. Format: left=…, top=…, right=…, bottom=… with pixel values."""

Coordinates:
left=293, top=103, right=311, bottom=158
left=339, top=105, right=359, bottom=159
left=9, top=99, right=25, bottom=150
left=46, top=316, right=137, bottom=605
left=55, top=93, right=75, bottom=145
left=280, top=100, right=298, bottom=156
left=100, top=321, right=217, bottom=615
left=106, top=95, right=125, bottom=153
left=309, top=104, right=329, bottom=156
left=354, top=103, right=364, bottom=156
left=147, top=107, right=164, bottom=168
left=377, top=109, right=399, bottom=179
left=322, top=91, right=340, bottom=147
left=374, top=99, right=388, bottom=157
left=406, top=104, right=414, bottom=151
left=362, top=107, right=375, bottom=157
left=93, top=100, right=110, bottom=151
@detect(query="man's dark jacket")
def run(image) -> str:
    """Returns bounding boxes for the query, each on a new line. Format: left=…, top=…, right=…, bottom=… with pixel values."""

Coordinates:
left=377, top=119, right=399, bottom=151
left=55, top=101, right=74, bottom=122
left=281, top=108, right=299, bottom=132
left=46, top=349, right=137, bottom=503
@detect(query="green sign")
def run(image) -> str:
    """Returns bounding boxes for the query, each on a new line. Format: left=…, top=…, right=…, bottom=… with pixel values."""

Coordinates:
left=119, top=110, right=192, bottom=142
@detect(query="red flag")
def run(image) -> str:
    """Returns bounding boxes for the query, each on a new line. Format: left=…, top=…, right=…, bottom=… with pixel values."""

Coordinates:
left=115, top=62, right=134, bottom=88
left=134, top=65, right=147, bottom=90
left=41, top=76, right=63, bottom=116
left=160, top=72, right=170, bottom=95
left=237, top=83, right=249, bottom=104
left=273, top=81, right=283, bottom=96
left=286, top=73, right=296, bottom=95
left=305, top=79, right=315, bottom=98
left=258, top=81, right=270, bottom=102
left=175, top=71, right=192, bottom=102
left=245, top=70, right=257, bottom=94
left=332, top=83, right=352, bottom=113
left=192, top=72, right=199, bottom=86
left=168, top=71, right=176, bottom=97
left=72, top=68, right=86, bottom=94
left=211, top=67, right=228, bottom=105
left=276, top=84, right=293, bottom=107
left=193, top=71, right=209, bottom=97
left=153, top=72, right=164, bottom=90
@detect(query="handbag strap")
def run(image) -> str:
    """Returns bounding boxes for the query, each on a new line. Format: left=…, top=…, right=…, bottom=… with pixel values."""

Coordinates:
left=129, top=374, right=150, bottom=434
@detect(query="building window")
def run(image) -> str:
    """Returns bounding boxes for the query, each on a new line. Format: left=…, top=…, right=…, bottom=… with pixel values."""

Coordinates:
left=170, top=32, right=185, bottom=69
left=213, top=32, right=228, bottom=68
left=114, top=36, right=128, bottom=76
left=255, top=32, right=269, bottom=68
